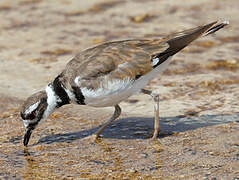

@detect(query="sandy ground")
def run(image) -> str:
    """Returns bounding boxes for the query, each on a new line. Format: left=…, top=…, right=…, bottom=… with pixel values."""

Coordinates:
left=0, top=0, right=239, bottom=179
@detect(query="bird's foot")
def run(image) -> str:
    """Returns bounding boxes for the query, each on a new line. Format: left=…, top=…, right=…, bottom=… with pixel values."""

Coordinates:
left=150, top=130, right=160, bottom=141
left=150, top=130, right=170, bottom=140
left=83, top=134, right=102, bottom=144
left=150, top=131, right=173, bottom=140
left=150, top=135, right=159, bottom=141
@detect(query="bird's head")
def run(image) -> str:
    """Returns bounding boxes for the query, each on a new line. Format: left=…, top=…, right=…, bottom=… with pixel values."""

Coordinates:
left=20, top=90, right=48, bottom=146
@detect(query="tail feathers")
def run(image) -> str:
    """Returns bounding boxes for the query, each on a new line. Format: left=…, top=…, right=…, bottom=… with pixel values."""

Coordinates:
left=204, top=21, right=229, bottom=36
left=166, top=20, right=229, bottom=41
left=153, top=21, right=229, bottom=66
left=164, top=20, right=229, bottom=55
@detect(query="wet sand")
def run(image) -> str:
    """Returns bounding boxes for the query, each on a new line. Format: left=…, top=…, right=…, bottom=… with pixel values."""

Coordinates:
left=0, top=0, right=239, bottom=179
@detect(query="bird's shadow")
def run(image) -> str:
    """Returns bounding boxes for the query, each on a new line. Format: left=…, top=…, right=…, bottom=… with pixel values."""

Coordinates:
left=36, top=113, right=239, bottom=145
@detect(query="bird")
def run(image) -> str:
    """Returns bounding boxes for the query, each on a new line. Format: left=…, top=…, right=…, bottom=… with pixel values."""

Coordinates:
left=20, top=21, right=229, bottom=146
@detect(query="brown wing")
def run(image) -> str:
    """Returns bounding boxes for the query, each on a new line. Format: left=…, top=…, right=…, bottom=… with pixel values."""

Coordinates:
left=61, top=21, right=226, bottom=90
left=63, top=39, right=169, bottom=89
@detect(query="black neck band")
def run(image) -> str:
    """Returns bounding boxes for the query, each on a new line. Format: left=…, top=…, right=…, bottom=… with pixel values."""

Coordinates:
left=52, top=75, right=70, bottom=108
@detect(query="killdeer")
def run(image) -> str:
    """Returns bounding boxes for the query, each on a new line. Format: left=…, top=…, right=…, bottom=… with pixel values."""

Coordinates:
left=20, top=21, right=229, bottom=146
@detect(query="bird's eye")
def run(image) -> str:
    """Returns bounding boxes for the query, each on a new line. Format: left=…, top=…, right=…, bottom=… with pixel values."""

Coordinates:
left=28, top=111, right=36, bottom=120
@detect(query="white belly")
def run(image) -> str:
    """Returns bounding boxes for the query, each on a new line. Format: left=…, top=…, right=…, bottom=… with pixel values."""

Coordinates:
left=81, top=57, right=172, bottom=107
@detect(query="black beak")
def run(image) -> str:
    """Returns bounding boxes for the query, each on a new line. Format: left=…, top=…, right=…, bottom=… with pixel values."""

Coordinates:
left=23, top=128, right=33, bottom=146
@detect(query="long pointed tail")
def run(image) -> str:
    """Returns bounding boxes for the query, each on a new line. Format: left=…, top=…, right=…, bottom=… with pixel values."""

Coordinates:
left=153, top=21, right=229, bottom=66
left=203, top=21, right=229, bottom=36
left=163, top=20, right=229, bottom=56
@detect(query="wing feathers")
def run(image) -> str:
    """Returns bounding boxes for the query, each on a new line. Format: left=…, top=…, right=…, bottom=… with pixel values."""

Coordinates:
left=62, top=21, right=228, bottom=90
left=152, top=21, right=229, bottom=67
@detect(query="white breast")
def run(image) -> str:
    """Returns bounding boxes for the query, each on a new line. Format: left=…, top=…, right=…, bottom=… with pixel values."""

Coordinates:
left=80, top=56, right=173, bottom=107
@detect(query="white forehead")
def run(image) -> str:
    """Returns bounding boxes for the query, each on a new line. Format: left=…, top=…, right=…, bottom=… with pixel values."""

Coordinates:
left=25, top=101, right=40, bottom=114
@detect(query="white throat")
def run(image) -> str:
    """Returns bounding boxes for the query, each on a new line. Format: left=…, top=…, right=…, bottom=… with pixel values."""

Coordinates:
left=43, top=84, right=61, bottom=120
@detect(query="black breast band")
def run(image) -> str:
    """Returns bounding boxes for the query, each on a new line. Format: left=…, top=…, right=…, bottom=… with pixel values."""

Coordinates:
left=72, top=86, right=85, bottom=105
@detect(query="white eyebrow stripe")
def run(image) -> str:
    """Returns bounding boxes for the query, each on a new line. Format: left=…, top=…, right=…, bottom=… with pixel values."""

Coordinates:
left=25, top=101, right=40, bottom=114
